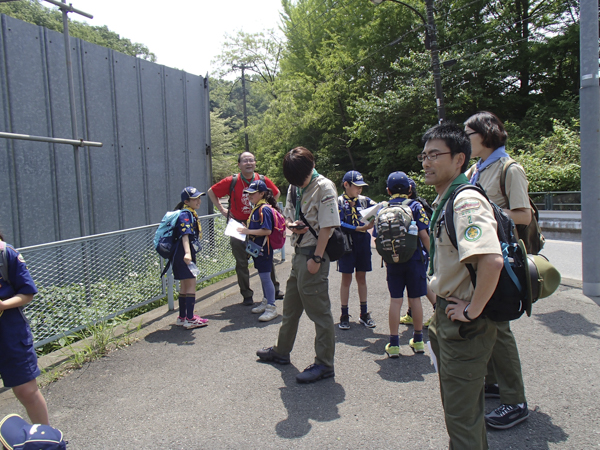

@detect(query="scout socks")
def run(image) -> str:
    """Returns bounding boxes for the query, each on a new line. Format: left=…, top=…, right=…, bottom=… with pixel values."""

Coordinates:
left=186, top=295, right=196, bottom=320
left=360, top=302, right=368, bottom=316
left=390, top=335, right=399, bottom=347
left=259, top=272, right=276, bottom=305
left=341, top=306, right=349, bottom=317
left=413, top=331, right=423, bottom=343
left=178, top=295, right=186, bottom=319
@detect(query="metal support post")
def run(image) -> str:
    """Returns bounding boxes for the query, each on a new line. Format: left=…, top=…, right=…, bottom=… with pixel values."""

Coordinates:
left=580, top=0, right=600, bottom=297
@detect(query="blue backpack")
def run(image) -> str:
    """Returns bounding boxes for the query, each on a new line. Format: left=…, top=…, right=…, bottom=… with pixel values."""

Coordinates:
left=154, top=211, right=183, bottom=261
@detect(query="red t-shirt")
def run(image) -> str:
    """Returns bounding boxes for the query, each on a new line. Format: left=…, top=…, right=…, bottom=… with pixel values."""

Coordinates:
left=211, top=173, right=280, bottom=221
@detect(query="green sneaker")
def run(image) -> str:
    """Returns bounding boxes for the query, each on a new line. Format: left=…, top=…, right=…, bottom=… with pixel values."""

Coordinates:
left=424, top=314, right=434, bottom=328
left=399, top=313, right=413, bottom=325
left=385, top=343, right=400, bottom=358
left=409, top=338, right=425, bottom=354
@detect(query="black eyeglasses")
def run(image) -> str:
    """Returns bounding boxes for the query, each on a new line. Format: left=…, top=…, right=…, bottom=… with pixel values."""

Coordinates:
left=417, top=151, right=452, bottom=162
left=466, top=131, right=478, bottom=137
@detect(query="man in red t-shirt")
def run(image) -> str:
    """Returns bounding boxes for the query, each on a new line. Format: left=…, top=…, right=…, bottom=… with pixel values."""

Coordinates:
left=208, top=151, right=283, bottom=305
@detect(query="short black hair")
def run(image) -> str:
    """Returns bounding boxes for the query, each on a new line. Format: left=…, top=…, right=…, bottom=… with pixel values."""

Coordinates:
left=283, top=147, right=314, bottom=186
left=464, top=111, right=507, bottom=150
left=422, top=122, right=471, bottom=173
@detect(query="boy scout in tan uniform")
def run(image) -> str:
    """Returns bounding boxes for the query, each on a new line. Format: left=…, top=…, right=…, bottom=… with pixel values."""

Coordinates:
left=421, top=123, right=503, bottom=449
left=257, top=147, right=341, bottom=384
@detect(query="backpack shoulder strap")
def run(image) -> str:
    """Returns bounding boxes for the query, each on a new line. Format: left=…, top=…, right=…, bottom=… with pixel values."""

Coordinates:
left=500, top=159, right=518, bottom=207
left=259, top=174, right=265, bottom=183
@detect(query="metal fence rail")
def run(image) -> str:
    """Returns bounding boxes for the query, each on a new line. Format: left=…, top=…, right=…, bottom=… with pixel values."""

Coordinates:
left=530, top=191, right=581, bottom=211
left=18, top=212, right=283, bottom=348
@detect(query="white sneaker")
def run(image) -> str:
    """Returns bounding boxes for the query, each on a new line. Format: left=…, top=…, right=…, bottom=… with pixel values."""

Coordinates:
left=259, top=304, right=278, bottom=322
left=252, top=298, right=268, bottom=314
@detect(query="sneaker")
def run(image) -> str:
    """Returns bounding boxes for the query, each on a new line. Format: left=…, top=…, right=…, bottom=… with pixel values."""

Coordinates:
left=409, top=338, right=425, bottom=354
left=359, top=313, right=376, bottom=328
left=191, top=314, right=208, bottom=324
left=176, top=316, right=186, bottom=326
left=385, top=343, right=400, bottom=358
left=400, top=313, right=413, bottom=325
left=242, top=296, right=254, bottom=306
left=252, top=298, right=267, bottom=314
left=339, top=314, right=351, bottom=330
left=256, top=347, right=290, bottom=365
left=485, top=383, right=501, bottom=399
left=259, top=304, right=278, bottom=322
left=424, top=314, right=434, bottom=328
left=183, top=316, right=208, bottom=329
left=275, top=290, right=284, bottom=300
left=485, top=403, right=529, bottom=429
left=296, top=364, right=335, bottom=383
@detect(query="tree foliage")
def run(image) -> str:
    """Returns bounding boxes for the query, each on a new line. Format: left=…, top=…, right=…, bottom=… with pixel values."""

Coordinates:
left=0, top=0, right=156, bottom=61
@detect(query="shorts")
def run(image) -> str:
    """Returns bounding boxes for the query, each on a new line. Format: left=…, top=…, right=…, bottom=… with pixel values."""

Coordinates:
left=253, top=253, right=273, bottom=274
left=172, top=245, right=197, bottom=280
left=0, top=308, right=40, bottom=388
left=386, top=259, right=427, bottom=299
left=337, top=232, right=372, bottom=273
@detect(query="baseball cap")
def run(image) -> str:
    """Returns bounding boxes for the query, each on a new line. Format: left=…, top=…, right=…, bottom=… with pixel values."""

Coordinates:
left=243, top=180, right=268, bottom=194
left=0, top=414, right=66, bottom=450
left=181, top=186, right=205, bottom=202
left=342, top=170, right=368, bottom=187
left=387, top=171, right=410, bottom=193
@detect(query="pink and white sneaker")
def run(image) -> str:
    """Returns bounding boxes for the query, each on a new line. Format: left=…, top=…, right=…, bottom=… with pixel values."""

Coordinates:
left=183, top=316, right=208, bottom=329
left=176, top=316, right=186, bottom=326
left=192, top=315, right=208, bottom=324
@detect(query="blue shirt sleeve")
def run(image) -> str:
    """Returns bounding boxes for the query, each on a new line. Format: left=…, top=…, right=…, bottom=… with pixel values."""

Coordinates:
left=0, top=244, right=38, bottom=299
left=412, top=202, right=430, bottom=232
left=177, top=210, right=195, bottom=237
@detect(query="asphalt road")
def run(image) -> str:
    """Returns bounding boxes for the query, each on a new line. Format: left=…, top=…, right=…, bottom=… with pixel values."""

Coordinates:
left=1, top=239, right=598, bottom=449
left=541, top=239, right=582, bottom=281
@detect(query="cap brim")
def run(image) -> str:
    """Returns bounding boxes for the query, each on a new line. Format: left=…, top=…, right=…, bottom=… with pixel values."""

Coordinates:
left=352, top=181, right=368, bottom=186
left=520, top=240, right=533, bottom=317
left=243, top=189, right=257, bottom=194
left=0, top=414, right=28, bottom=449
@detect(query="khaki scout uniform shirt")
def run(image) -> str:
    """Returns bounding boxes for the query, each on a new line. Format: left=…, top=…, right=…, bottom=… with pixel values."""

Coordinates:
left=283, top=175, right=341, bottom=248
left=466, top=157, right=530, bottom=210
left=429, top=186, right=502, bottom=301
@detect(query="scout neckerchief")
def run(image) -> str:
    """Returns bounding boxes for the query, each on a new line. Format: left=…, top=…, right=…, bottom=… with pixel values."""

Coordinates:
left=469, top=146, right=509, bottom=185
left=295, top=169, right=319, bottom=221
left=247, top=198, right=268, bottom=246
left=183, top=204, right=202, bottom=240
left=342, top=193, right=359, bottom=226
left=389, top=193, right=409, bottom=201
left=240, top=172, right=255, bottom=186
left=428, top=173, right=469, bottom=275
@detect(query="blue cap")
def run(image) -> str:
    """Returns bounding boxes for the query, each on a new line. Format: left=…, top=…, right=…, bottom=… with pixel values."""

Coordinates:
left=0, top=414, right=66, bottom=450
left=342, top=170, right=368, bottom=186
left=243, top=180, right=268, bottom=194
left=387, top=171, right=410, bottom=193
left=181, top=186, right=205, bottom=202
left=407, top=177, right=417, bottom=198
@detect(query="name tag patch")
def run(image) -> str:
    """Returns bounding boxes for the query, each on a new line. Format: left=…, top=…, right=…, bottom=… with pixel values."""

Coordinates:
left=454, top=198, right=481, bottom=216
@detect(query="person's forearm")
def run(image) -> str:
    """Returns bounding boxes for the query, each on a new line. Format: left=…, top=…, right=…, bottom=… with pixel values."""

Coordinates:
left=0, top=293, right=34, bottom=310
left=467, top=254, right=504, bottom=317
left=245, top=228, right=272, bottom=236
left=207, top=189, right=227, bottom=215
left=504, top=207, right=532, bottom=226
left=419, top=229, right=430, bottom=253
left=315, top=226, right=332, bottom=257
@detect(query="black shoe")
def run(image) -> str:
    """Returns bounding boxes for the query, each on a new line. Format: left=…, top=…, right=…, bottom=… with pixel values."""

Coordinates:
left=339, top=314, right=351, bottom=330
left=242, top=296, right=254, bottom=306
left=359, top=312, right=376, bottom=328
left=256, top=347, right=290, bottom=365
left=485, top=403, right=529, bottom=429
left=296, top=364, right=335, bottom=383
left=275, top=290, right=284, bottom=300
left=484, top=383, right=501, bottom=398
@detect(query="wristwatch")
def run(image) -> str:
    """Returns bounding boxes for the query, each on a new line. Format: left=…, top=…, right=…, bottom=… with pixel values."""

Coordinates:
left=463, top=304, right=476, bottom=322
left=311, top=254, right=324, bottom=263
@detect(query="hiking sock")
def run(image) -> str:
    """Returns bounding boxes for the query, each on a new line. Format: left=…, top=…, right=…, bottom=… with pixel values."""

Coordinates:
left=390, top=335, right=399, bottom=347
left=406, top=308, right=412, bottom=317
left=413, top=331, right=423, bottom=342
left=259, top=271, right=276, bottom=305
left=186, top=295, right=196, bottom=320
left=341, top=306, right=349, bottom=317
left=360, top=302, right=368, bottom=316
left=178, top=295, right=186, bottom=318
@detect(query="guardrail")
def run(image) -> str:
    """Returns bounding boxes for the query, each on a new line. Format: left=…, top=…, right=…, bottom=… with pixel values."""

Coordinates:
left=529, top=191, right=581, bottom=211
left=18, top=212, right=284, bottom=348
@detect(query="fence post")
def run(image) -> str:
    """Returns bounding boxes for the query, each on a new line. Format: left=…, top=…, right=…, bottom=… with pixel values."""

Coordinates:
left=167, top=271, right=175, bottom=311
left=545, top=193, right=553, bottom=210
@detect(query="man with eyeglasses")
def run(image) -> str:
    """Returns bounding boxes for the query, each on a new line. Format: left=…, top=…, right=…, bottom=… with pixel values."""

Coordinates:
left=422, top=123, right=503, bottom=450
left=208, top=152, right=283, bottom=306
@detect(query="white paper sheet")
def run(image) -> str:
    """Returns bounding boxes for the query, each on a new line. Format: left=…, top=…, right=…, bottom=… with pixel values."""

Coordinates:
left=427, top=341, right=438, bottom=373
left=225, top=218, right=247, bottom=242
left=359, top=202, right=383, bottom=222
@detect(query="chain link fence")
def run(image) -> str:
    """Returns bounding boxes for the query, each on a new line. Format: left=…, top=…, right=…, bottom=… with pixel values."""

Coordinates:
left=18, top=212, right=283, bottom=348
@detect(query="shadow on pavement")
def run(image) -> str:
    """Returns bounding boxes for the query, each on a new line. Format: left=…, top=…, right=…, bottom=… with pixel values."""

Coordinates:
left=375, top=352, right=436, bottom=383
left=144, top=326, right=201, bottom=346
left=203, top=302, right=283, bottom=333
left=535, top=310, right=600, bottom=340
left=262, top=364, right=345, bottom=439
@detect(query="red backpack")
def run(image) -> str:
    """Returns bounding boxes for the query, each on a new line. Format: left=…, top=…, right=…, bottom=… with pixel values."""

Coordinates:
left=259, top=205, right=286, bottom=250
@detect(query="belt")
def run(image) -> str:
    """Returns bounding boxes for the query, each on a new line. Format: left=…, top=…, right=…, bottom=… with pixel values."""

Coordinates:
left=295, top=246, right=316, bottom=256
left=436, top=296, right=448, bottom=309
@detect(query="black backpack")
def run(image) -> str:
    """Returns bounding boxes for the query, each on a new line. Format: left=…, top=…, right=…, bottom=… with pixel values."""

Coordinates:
left=443, top=184, right=529, bottom=322
left=374, top=200, right=418, bottom=264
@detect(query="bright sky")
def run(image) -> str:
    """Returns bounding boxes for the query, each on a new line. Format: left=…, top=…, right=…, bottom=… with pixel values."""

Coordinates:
left=61, top=0, right=285, bottom=77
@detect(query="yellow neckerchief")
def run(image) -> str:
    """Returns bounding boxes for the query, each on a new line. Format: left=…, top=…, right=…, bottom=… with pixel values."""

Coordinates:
left=389, top=193, right=409, bottom=201
left=247, top=198, right=268, bottom=228
left=342, top=193, right=359, bottom=224
left=182, top=205, right=202, bottom=240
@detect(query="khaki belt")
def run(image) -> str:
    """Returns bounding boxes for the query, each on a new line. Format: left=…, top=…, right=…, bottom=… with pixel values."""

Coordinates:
left=295, top=246, right=316, bottom=257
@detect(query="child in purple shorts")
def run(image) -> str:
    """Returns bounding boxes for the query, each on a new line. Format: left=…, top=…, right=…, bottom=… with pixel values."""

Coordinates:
left=0, top=233, right=49, bottom=425
left=378, top=172, right=430, bottom=358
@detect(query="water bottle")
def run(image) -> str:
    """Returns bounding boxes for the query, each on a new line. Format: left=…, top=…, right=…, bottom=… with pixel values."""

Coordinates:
left=408, top=220, right=418, bottom=236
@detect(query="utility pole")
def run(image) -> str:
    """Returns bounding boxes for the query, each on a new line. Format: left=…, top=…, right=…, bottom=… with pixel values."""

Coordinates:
left=425, top=0, right=445, bottom=123
left=580, top=0, right=600, bottom=297
left=233, top=64, right=250, bottom=153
